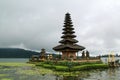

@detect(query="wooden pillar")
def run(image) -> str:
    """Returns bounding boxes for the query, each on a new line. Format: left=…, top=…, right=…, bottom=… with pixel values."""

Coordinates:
left=77, top=52, right=78, bottom=59
left=59, top=52, right=61, bottom=59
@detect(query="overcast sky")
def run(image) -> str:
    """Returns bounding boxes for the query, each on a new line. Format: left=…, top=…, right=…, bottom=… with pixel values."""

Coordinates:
left=0, top=0, right=120, bottom=54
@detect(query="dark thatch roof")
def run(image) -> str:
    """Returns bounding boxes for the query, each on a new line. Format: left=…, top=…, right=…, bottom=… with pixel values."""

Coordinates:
left=53, top=13, right=85, bottom=52
left=61, top=34, right=76, bottom=38
left=62, top=31, right=75, bottom=34
left=53, top=44, right=85, bottom=51
left=59, top=38, right=78, bottom=43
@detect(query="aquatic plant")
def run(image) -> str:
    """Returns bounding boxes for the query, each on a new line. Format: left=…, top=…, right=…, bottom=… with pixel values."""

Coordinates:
left=1, top=78, right=13, bottom=80
left=0, top=61, right=110, bottom=80
left=0, top=74, right=8, bottom=77
left=0, top=63, right=34, bottom=67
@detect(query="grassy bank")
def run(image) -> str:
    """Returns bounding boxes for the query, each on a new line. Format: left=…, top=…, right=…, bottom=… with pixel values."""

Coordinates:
left=35, top=61, right=108, bottom=71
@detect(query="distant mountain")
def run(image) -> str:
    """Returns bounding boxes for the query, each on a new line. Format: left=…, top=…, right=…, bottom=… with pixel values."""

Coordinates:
left=0, top=48, right=39, bottom=58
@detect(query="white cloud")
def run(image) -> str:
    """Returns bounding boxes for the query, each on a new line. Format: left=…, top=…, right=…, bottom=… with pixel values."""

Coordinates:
left=115, top=38, right=120, bottom=45
left=9, top=43, right=27, bottom=49
left=0, top=0, right=120, bottom=54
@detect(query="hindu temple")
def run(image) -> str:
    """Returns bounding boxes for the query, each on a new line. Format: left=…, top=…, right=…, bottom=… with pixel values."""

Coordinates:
left=53, top=13, right=85, bottom=59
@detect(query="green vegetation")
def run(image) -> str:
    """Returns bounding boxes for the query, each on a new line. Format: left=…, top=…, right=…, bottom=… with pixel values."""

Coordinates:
left=0, top=62, right=37, bottom=80
left=55, top=66, right=68, bottom=71
left=35, top=61, right=108, bottom=71
left=0, top=62, right=109, bottom=80
left=43, top=64, right=53, bottom=68
left=71, top=64, right=108, bottom=71
left=0, top=62, right=34, bottom=67
left=1, top=78, right=13, bottom=80
left=0, top=74, right=8, bottom=77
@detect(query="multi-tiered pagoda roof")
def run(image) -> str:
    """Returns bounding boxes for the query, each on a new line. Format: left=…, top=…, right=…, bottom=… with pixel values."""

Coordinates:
left=53, top=13, right=85, bottom=52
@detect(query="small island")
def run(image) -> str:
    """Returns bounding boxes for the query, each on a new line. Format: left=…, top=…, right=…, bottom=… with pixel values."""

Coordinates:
left=29, top=13, right=108, bottom=71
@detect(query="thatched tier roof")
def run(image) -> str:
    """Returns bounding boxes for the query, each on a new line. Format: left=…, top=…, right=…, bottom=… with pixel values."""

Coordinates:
left=63, top=24, right=73, bottom=27
left=59, top=38, right=78, bottom=43
left=63, top=27, right=74, bottom=30
left=53, top=44, right=85, bottom=52
left=61, top=34, right=76, bottom=38
left=53, top=13, right=85, bottom=52
left=62, top=30, right=75, bottom=34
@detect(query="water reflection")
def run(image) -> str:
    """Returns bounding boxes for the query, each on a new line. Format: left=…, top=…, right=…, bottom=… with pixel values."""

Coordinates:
left=56, top=75, right=83, bottom=80
left=55, top=71, right=91, bottom=80
left=0, top=64, right=120, bottom=80
left=55, top=68, right=120, bottom=80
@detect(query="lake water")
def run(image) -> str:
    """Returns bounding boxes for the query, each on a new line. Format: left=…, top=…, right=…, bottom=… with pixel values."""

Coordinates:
left=0, top=58, right=120, bottom=80
left=0, top=58, right=29, bottom=63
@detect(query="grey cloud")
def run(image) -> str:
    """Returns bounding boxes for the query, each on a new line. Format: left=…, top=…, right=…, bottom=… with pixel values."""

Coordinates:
left=0, top=0, right=120, bottom=53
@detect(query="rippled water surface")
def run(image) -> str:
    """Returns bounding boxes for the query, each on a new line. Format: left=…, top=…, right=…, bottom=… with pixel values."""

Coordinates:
left=0, top=58, right=120, bottom=80
left=0, top=63, right=56, bottom=80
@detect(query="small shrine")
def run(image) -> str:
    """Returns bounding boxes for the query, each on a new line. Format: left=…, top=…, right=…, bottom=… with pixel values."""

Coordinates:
left=53, top=13, right=85, bottom=59
left=30, top=48, right=47, bottom=61
left=40, top=48, right=46, bottom=60
left=81, top=50, right=90, bottom=59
